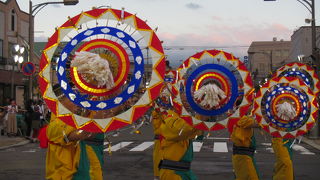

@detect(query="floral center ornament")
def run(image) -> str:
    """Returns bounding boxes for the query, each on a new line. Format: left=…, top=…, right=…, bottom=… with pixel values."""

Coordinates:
left=71, top=51, right=115, bottom=89
left=275, top=101, right=296, bottom=121
left=194, top=83, right=227, bottom=109
left=38, top=8, right=165, bottom=133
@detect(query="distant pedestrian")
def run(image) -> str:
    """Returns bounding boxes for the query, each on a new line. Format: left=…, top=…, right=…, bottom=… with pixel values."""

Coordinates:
left=25, top=99, right=34, bottom=137
left=37, top=100, right=46, bottom=127
left=31, top=101, right=41, bottom=141
left=6, top=99, right=18, bottom=137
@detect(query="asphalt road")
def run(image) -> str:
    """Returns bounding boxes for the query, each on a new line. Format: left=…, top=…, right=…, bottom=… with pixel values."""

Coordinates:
left=0, top=124, right=319, bottom=180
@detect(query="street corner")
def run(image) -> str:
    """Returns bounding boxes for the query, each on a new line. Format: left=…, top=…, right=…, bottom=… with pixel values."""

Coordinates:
left=0, top=136, right=30, bottom=150
left=302, top=137, right=320, bottom=151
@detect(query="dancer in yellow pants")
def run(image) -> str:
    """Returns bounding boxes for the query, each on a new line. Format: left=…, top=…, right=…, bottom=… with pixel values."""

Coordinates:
left=272, top=138, right=294, bottom=180
left=152, top=110, right=165, bottom=179
left=231, top=115, right=259, bottom=180
left=159, top=110, right=201, bottom=180
left=45, top=114, right=104, bottom=180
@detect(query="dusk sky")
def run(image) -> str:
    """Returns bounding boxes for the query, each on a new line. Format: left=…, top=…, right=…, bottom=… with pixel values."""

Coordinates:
left=13, top=0, right=320, bottom=58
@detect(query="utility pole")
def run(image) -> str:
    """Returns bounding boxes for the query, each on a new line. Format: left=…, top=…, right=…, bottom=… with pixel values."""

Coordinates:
left=27, top=0, right=79, bottom=100
left=28, top=0, right=33, bottom=100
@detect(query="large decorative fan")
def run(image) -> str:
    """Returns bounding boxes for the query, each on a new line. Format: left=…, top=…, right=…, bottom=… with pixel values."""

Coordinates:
left=273, top=62, right=320, bottom=96
left=253, top=76, right=318, bottom=138
left=38, top=8, right=165, bottom=132
left=173, top=50, right=254, bottom=131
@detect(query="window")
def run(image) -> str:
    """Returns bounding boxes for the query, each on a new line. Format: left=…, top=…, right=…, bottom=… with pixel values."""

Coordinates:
left=259, top=63, right=266, bottom=72
left=282, top=50, right=289, bottom=57
left=11, top=9, right=15, bottom=31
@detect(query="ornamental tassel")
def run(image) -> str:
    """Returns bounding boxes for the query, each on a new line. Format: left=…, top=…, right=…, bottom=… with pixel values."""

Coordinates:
left=275, top=101, right=296, bottom=121
left=194, top=83, right=226, bottom=109
left=71, top=51, right=115, bottom=89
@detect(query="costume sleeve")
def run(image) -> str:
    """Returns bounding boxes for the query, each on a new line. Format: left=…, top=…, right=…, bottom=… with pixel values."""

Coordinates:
left=161, top=111, right=201, bottom=142
left=46, top=117, right=76, bottom=146
left=152, top=110, right=163, bottom=135
left=231, top=116, right=254, bottom=147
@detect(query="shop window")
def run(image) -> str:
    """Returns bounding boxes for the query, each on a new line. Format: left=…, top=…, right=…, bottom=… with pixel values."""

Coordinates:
left=11, top=9, right=16, bottom=31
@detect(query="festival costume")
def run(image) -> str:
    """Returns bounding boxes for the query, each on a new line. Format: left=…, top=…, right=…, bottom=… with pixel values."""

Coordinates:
left=272, top=138, right=293, bottom=180
left=45, top=114, right=104, bottom=180
left=152, top=110, right=165, bottom=177
left=159, top=110, right=201, bottom=180
left=231, top=116, right=259, bottom=180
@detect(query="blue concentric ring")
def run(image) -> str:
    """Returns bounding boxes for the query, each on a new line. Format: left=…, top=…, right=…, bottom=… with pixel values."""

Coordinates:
left=282, top=71, right=311, bottom=86
left=264, top=86, right=309, bottom=129
left=56, top=26, right=144, bottom=110
left=185, top=64, right=238, bottom=116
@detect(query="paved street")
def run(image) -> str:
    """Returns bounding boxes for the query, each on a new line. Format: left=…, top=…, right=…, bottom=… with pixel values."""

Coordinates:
left=0, top=125, right=319, bottom=180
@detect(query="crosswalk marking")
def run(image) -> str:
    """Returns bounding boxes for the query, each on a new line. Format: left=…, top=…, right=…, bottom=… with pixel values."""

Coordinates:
left=5, top=141, right=315, bottom=156
left=213, top=142, right=228, bottom=152
left=104, top=142, right=133, bottom=152
left=193, top=142, right=203, bottom=152
left=130, top=142, right=154, bottom=151
left=292, top=144, right=315, bottom=155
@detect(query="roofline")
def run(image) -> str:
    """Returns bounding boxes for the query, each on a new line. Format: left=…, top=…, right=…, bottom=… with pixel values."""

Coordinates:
left=0, top=0, right=30, bottom=16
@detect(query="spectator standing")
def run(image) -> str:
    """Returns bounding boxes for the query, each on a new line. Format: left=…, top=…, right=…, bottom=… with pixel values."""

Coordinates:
left=6, top=99, right=18, bottom=137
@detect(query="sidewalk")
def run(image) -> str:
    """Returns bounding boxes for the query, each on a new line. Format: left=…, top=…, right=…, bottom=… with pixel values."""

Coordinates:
left=302, top=137, right=320, bottom=150
left=0, top=136, right=30, bottom=150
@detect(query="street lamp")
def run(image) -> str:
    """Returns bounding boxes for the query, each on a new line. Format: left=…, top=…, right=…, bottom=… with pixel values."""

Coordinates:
left=28, top=0, right=79, bottom=99
left=11, top=44, right=25, bottom=99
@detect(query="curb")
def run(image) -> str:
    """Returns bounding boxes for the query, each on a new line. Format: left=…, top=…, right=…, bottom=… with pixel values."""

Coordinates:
left=0, top=140, right=30, bottom=150
left=301, top=138, right=320, bottom=151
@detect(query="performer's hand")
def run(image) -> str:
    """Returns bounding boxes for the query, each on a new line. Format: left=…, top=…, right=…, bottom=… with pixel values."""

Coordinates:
left=67, top=130, right=93, bottom=141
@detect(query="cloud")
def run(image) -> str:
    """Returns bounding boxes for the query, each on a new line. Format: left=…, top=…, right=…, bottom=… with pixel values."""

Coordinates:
left=158, top=22, right=292, bottom=59
left=211, top=16, right=223, bottom=21
left=159, top=22, right=291, bottom=46
left=35, top=35, right=48, bottom=42
left=52, top=4, right=62, bottom=8
left=185, top=3, right=202, bottom=10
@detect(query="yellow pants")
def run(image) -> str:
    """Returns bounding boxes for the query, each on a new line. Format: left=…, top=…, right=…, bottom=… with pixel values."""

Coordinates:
left=153, top=139, right=161, bottom=177
left=272, top=138, right=293, bottom=180
left=232, top=154, right=259, bottom=180
left=159, top=169, right=182, bottom=180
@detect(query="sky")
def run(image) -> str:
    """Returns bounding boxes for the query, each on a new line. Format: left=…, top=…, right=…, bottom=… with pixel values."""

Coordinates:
left=12, top=0, right=320, bottom=58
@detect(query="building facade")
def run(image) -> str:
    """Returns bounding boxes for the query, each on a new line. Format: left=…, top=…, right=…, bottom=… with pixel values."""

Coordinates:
left=0, top=0, right=31, bottom=107
left=289, top=26, right=320, bottom=64
left=247, top=39, right=291, bottom=86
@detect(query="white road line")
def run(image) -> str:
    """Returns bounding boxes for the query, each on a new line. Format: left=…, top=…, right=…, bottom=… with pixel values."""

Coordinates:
left=292, top=144, right=315, bottom=155
left=213, top=142, right=228, bottom=152
left=261, top=143, right=272, bottom=146
left=265, top=147, right=274, bottom=153
left=207, top=137, right=230, bottom=140
left=193, top=142, right=203, bottom=152
left=104, top=142, right=133, bottom=152
left=22, top=149, right=36, bottom=153
left=130, top=142, right=154, bottom=151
